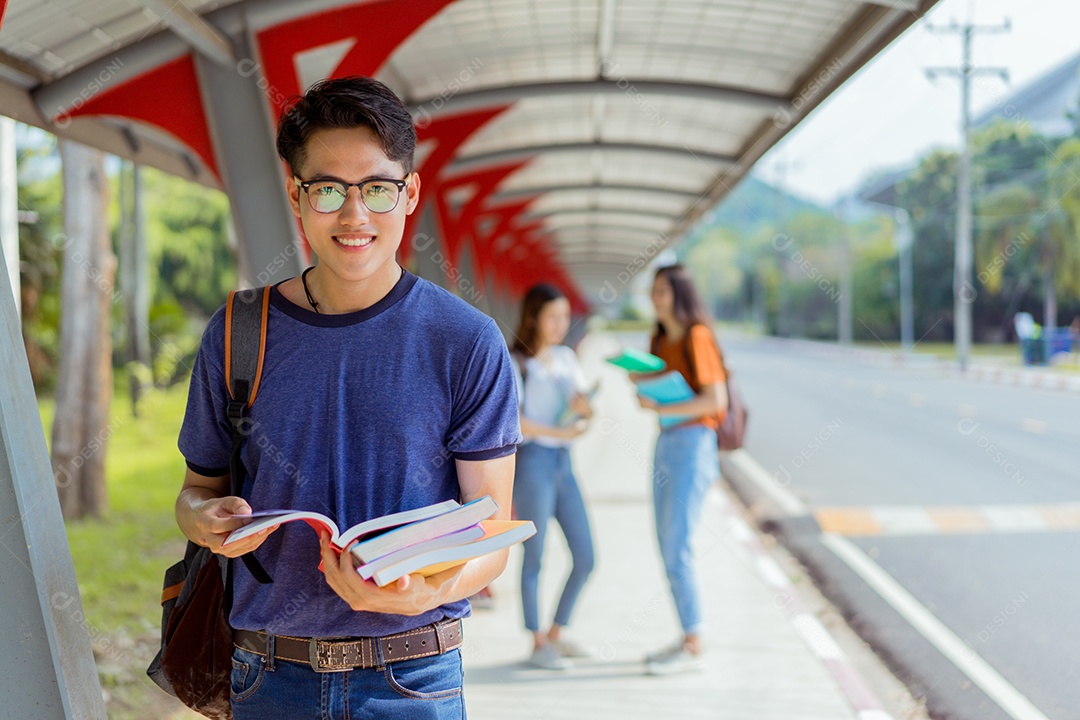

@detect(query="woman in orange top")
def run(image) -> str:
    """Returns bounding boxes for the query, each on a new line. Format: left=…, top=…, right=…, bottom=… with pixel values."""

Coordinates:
left=637, top=264, right=728, bottom=675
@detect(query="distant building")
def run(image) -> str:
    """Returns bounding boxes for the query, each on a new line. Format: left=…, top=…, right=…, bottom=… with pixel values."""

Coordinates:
left=973, top=49, right=1080, bottom=138
left=858, top=50, right=1080, bottom=209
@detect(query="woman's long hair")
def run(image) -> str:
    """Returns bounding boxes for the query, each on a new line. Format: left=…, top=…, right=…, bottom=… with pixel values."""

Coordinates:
left=653, top=264, right=711, bottom=341
left=512, top=283, right=566, bottom=358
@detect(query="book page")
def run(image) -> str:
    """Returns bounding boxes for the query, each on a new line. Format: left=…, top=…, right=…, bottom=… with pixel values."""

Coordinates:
left=223, top=511, right=336, bottom=546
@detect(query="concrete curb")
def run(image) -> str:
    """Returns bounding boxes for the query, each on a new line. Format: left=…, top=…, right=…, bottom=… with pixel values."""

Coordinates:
left=717, top=451, right=896, bottom=720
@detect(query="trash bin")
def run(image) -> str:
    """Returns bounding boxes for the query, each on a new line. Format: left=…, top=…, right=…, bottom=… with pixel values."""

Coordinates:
left=1045, top=328, right=1076, bottom=363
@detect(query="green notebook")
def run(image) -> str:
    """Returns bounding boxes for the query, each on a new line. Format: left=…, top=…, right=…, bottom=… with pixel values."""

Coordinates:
left=606, top=348, right=666, bottom=373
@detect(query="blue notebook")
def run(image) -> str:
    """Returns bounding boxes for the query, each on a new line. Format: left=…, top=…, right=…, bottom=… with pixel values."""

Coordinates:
left=635, top=371, right=696, bottom=428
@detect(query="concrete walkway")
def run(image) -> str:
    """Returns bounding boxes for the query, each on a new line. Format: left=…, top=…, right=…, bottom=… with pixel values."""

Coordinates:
left=460, top=332, right=896, bottom=720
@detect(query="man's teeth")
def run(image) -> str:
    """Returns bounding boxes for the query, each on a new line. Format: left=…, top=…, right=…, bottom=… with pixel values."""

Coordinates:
left=335, top=236, right=373, bottom=247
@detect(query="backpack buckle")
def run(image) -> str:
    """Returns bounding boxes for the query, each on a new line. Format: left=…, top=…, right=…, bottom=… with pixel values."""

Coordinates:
left=227, top=400, right=246, bottom=429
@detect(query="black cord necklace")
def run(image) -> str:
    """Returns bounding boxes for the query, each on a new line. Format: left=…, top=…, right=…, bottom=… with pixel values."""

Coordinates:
left=301, top=265, right=405, bottom=314
left=301, top=266, right=320, bottom=313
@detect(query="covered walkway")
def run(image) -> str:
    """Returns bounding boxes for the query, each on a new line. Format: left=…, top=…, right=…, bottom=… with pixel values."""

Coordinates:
left=0, top=1, right=939, bottom=716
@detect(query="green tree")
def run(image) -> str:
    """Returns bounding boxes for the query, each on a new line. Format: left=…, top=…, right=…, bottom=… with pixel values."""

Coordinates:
left=974, top=123, right=1080, bottom=334
left=898, top=149, right=958, bottom=342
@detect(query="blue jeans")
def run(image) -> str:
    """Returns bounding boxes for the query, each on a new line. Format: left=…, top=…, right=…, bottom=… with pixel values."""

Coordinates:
left=513, top=442, right=595, bottom=632
left=230, top=646, right=465, bottom=719
left=653, top=424, right=719, bottom=635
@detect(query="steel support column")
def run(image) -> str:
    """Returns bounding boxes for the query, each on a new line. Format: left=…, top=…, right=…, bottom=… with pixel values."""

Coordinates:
left=194, top=43, right=302, bottom=286
left=1, top=116, right=17, bottom=318
left=0, top=243, right=106, bottom=719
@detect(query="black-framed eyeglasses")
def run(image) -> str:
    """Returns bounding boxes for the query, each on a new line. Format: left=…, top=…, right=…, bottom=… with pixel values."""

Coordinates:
left=295, top=174, right=411, bottom=214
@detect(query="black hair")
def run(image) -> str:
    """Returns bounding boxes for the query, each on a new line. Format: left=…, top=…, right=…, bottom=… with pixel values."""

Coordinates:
left=276, top=76, right=416, bottom=176
left=512, top=283, right=567, bottom=358
left=653, top=264, right=711, bottom=339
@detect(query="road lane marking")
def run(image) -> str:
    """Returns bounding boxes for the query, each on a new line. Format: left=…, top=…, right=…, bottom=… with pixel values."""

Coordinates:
left=1039, top=505, right=1080, bottom=529
left=979, top=505, right=1047, bottom=532
left=1020, top=418, right=1047, bottom=434
left=813, top=504, right=1080, bottom=536
left=871, top=507, right=938, bottom=535
left=926, top=507, right=990, bottom=533
left=817, top=508, right=881, bottom=535
left=823, top=534, right=1051, bottom=720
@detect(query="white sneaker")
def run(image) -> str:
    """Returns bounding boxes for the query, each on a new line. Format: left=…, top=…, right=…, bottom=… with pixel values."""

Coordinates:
left=644, top=641, right=685, bottom=663
left=528, top=643, right=571, bottom=670
left=645, top=646, right=705, bottom=675
left=552, top=636, right=594, bottom=659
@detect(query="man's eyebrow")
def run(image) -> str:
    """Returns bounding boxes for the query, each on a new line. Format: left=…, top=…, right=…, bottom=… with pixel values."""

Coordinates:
left=302, top=172, right=401, bottom=183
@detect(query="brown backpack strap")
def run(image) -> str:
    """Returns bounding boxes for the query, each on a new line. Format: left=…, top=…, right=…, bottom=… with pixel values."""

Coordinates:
left=222, top=286, right=273, bottom=586
left=224, top=287, right=270, bottom=408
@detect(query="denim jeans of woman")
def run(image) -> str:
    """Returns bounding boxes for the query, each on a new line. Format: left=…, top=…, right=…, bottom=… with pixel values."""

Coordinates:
left=230, top=645, right=465, bottom=719
left=513, top=442, right=595, bottom=632
left=653, top=423, right=719, bottom=635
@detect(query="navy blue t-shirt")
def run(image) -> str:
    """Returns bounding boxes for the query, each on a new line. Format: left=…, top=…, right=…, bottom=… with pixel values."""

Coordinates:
left=178, top=270, right=522, bottom=637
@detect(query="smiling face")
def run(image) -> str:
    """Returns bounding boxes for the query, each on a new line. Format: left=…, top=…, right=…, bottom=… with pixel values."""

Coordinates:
left=287, top=126, right=421, bottom=288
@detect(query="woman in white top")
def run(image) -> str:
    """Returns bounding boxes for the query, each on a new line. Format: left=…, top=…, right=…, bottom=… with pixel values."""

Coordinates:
left=510, top=284, right=596, bottom=670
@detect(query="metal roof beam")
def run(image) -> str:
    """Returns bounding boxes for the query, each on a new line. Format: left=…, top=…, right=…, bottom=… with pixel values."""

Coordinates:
left=546, top=224, right=667, bottom=240
left=557, top=247, right=644, bottom=260
left=138, top=0, right=235, bottom=66
left=495, top=183, right=702, bottom=202
left=410, top=79, right=790, bottom=121
left=525, top=207, right=680, bottom=223
left=448, top=142, right=737, bottom=176
left=862, top=0, right=920, bottom=8
left=33, top=34, right=190, bottom=121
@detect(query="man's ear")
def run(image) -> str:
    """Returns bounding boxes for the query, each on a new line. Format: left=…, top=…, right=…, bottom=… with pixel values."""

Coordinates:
left=404, top=172, right=421, bottom=215
left=286, top=174, right=303, bottom=219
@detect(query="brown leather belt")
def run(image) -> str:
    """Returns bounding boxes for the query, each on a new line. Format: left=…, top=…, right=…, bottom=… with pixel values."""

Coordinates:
left=233, top=618, right=463, bottom=672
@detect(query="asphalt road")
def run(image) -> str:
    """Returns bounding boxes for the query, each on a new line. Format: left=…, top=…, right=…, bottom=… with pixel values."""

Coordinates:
left=720, top=335, right=1080, bottom=720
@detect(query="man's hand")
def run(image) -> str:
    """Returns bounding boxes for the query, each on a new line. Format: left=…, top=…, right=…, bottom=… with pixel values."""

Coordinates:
left=319, top=533, right=463, bottom=616
left=190, top=495, right=279, bottom=557
left=637, top=394, right=659, bottom=411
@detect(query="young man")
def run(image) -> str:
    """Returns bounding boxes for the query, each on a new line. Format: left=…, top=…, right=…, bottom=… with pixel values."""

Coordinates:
left=175, top=76, right=521, bottom=719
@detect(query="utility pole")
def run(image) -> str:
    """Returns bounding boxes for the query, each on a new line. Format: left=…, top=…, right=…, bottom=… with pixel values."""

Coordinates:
left=926, top=19, right=1009, bottom=372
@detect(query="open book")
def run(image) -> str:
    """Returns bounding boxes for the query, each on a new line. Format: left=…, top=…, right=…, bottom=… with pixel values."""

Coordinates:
left=222, top=498, right=461, bottom=550
left=350, top=495, right=499, bottom=563
left=606, top=348, right=666, bottom=373
left=635, top=370, right=696, bottom=428
left=358, top=520, right=536, bottom=587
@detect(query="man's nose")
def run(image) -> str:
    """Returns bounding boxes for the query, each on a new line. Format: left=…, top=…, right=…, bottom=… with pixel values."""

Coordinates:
left=336, top=187, right=372, bottom=224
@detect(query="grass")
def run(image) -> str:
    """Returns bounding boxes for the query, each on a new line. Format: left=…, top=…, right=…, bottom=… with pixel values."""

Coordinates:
left=40, top=382, right=197, bottom=719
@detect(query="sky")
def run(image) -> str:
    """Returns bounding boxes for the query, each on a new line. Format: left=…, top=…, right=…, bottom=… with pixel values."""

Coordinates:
left=754, top=0, right=1080, bottom=206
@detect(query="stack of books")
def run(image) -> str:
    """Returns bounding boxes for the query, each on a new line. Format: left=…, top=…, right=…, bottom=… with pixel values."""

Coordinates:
left=224, top=496, right=535, bottom=587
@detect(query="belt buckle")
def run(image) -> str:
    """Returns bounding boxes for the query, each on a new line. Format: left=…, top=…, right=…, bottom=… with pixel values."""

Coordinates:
left=309, top=638, right=355, bottom=673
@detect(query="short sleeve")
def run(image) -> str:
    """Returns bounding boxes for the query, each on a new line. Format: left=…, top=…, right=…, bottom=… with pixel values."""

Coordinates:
left=447, top=320, right=523, bottom=460
left=688, top=325, right=726, bottom=386
left=177, top=306, right=234, bottom=476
